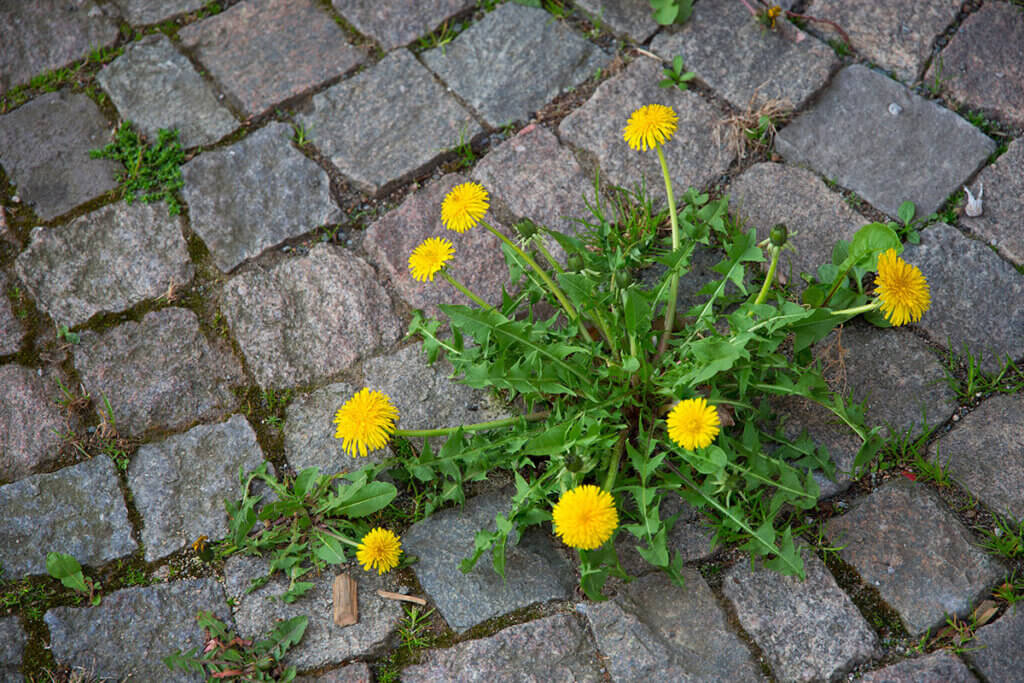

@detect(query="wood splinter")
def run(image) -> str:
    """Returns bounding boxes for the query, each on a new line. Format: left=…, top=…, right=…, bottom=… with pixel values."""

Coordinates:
left=376, top=589, right=427, bottom=606
left=332, top=574, right=358, bottom=627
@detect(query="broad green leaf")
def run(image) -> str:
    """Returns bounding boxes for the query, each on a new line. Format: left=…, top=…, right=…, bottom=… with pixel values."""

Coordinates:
left=292, top=468, right=319, bottom=498
left=264, top=615, right=308, bottom=659
left=311, top=531, right=346, bottom=564
left=45, top=552, right=89, bottom=593
left=897, top=200, right=916, bottom=226
left=330, top=481, right=397, bottom=518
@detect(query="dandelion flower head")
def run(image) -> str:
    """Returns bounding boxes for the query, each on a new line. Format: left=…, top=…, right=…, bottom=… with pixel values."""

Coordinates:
left=667, top=397, right=721, bottom=450
left=441, top=182, right=489, bottom=233
left=552, top=485, right=618, bottom=550
left=875, top=248, right=930, bottom=326
left=357, top=527, right=402, bottom=574
left=766, top=5, right=782, bottom=28
left=409, top=237, right=454, bottom=282
left=333, top=388, right=399, bottom=458
left=623, top=104, right=678, bottom=151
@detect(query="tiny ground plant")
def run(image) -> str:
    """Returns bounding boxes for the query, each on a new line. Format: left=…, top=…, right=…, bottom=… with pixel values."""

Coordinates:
left=659, top=56, right=696, bottom=92
left=45, top=552, right=101, bottom=606
left=994, top=571, right=1024, bottom=607
left=942, top=345, right=1024, bottom=402
left=978, top=514, right=1024, bottom=559
left=648, top=0, right=693, bottom=25
left=90, top=121, right=185, bottom=215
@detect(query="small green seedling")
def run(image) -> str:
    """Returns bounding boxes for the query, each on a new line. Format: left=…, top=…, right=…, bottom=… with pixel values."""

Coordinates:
left=90, top=122, right=186, bottom=216
left=649, top=0, right=693, bottom=25
left=660, top=56, right=696, bottom=91
left=56, top=324, right=80, bottom=345
left=46, top=552, right=101, bottom=605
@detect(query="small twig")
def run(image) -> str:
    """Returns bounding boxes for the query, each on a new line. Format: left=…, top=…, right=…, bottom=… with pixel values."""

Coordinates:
left=376, top=590, right=427, bottom=606
left=784, top=10, right=852, bottom=46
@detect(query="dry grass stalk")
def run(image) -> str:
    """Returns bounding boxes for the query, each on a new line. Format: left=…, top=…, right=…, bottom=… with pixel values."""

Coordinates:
left=714, top=90, right=793, bottom=160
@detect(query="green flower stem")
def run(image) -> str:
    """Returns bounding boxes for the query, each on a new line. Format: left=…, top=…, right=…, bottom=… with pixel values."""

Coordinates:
left=656, top=144, right=681, bottom=356
left=754, top=245, right=782, bottom=306
left=535, top=238, right=615, bottom=351
left=830, top=300, right=881, bottom=318
left=532, top=237, right=565, bottom=275
left=440, top=269, right=492, bottom=310
left=602, top=429, right=629, bottom=492
left=395, top=410, right=550, bottom=438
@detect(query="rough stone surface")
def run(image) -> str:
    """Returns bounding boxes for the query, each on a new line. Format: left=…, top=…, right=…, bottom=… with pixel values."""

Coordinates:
left=962, top=138, right=1024, bottom=267
left=808, top=0, right=960, bottom=82
left=97, top=34, right=236, bottom=148
left=129, top=415, right=265, bottom=562
left=403, top=613, right=606, bottom=682
left=182, top=122, right=338, bottom=272
left=0, top=90, right=120, bottom=221
left=818, top=321, right=957, bottom=436
left=403, top=489, right=576, bottom=633
left=362, top=173, right=516, bottom=319
left=45, top=579, right=230, bottom=682
left=825, top=479, right=1005, bottom=636
left=560, top=58, right=733, bottom=199
left=584, top=570, right=762, bottom=681
left=220, top=244, right=401, bottom=389
left=0, top=364, right=73, bottom=483
left=617, top=493, right=715, bottom=576
left=928, top=3, right=1024, bottom=129
left=110, top=0, right=206, bottom=24
left=860, top=650, right=977, bottom=683
left=575, top=0, right=660, bottom=42
left=723, top=548, right=878, bottom=682
left=224, top=555, right=403, bottom=671
left=73, top=307, right=244, bottom=438
left=421, top=3, right=608, bottom=128
left=15, top=201, right=193, bottom=328
left=964, top=604, right=1024, bottom=683
left=297, top=49, right=480, bottom=196
left=729, top=162, right=867, bottom=294
left=0, top=0, right=119, bottom=95
left=0, top=616, right=26, bottom=682
left=776, top=65, right=995, bottom=218
left=332, top=0, right=474, bottom=51
left=774, top=395, right=862, bottom=499
left=0, top=272, right=27, bottom=356
left=929, top=393, right=1024, bottom=522
left=179, top=0, right=364, bottom=117
left=902, top=223, right=1024, bottom=373
left=295, top=663, right=372, bottom=683
left=0, top=456, right=136, bottom=577
left=652, top=0, right=838, bottom=111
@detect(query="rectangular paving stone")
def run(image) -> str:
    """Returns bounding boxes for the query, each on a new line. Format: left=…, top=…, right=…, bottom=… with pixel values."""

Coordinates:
left=15, top=201, right=193, bottom=329
left=651, top=0, right=838, bottom=111
left=723, top=548, right=878, bottom=682
left=295, top=663, right=372, bottom=683
left=97, top=34, right=237, bottom=148
left=110, top=0, right=207, bottom=25
left=0, top=90, right=120, bottom=221
left=0, top=0, right=119, bottom=95
left=859, top=650, right=976, bottom=683
left=825, top=479, right=1005, bottom=636
left=181, top=122, right=339, bottom=272
left=0, top=365, right=77, bottom=484
left=179, top=0, right=365, bottom=118
left=297, top=49, right=480, bottom=196
left=0, top=615, right=27, bottom=681
left=575, top=0, right=660, bottom=42
left=45, top=579, right=231, bottom=682
left=219, top=244, right=402, bottom=388
left=0, top=272, right=27, bottom=356
left=0, top=456, right=137, bottom=577
left=964, top=604, right=1024, bottom=683
left=559, top=57, right=734, bottom=201
left=420, top=2, right=608, bottom=128
left=962, top=138, right=1024, bottom=267
left=776, top=65, right=995, bottom=218
left=332, top=0, right=474, bottom=51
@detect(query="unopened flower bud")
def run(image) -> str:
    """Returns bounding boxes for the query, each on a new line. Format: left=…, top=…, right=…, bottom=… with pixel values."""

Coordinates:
left=514, top=218, right=538, bottom=239
left=769, top=223, right=788, bottom=248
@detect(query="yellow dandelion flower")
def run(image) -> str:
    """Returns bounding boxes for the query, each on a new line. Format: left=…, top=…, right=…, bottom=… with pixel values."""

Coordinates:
left=357, top=528, right=402, bottom=574
left=766, top=5, right=782, bottom=28
left=666, top=397, right=721, bottom=450
left=552, top=485, right=618, bottom=550
left=623, top=104, right=678, bottom=152
left=333, top=388, right=399, bottom=457
left=441, top=182, right=489, bottom=233
left=875, top=248, right=930, bottom=326
left=409, top=237, right=454, bottom=282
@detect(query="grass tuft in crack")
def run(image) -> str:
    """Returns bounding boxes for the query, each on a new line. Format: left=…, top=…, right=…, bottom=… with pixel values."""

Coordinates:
left=90, top=121, right=185, bottom=216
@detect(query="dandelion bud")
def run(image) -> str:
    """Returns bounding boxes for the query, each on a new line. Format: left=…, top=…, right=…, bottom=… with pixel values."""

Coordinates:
left=514, top=218, right=538, bottom=239
left=769, top=223, right=788, bottom=248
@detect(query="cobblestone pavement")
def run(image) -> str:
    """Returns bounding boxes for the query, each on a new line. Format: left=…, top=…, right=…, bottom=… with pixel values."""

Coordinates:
left=2, top=1, right=1023, bottom=681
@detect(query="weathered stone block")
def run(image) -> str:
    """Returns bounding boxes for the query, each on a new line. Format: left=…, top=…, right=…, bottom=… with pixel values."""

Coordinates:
left=332, top=0, right=474, bottom=51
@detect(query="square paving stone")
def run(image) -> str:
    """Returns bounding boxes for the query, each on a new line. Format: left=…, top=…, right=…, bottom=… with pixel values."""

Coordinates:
left=110, top=0, right=207, bottom=25
left=928, top=393, right=1024, bottom=521
left=559, top=57, right=734, bottom=200
left=297, top=49, right=480, bottom=197
left=0, top=90, right=120, bottom=221
left=179, top=0, right=365, bottom=118
left=362, top=173, right=516, bottom=319
left=332, top=0, right=475, bottom=51
left=723, top=548, right=878, bottom=682
left=403, top=613, right=606, bottom=682
left=775, top=65, right=995, bottom=218
left=964, top=604, right=1024, bottom=683
left=97, top=34, right=237, bottom=148
left=728, top=162, right=867, bottom=295
left=181, top=122, right=339, bottom=272
left=0, top=364, right=77, bottom=484
left=575, top=0, right=660, bottom=42
left=962, top=138, right=1024, bottom=267
left=224, top=555, right=404, bottom=671
left=295, top=663, right=372, bottom=683
left=859, top=650, right=976, bottom=683
left=901, top=223, right=1024, bottom=373
left=0, top=272, right=27, bottom=356
left=219, top=244, right=402, bottom=389
left=0, top=456, right=136, bottom=577
left=14, top=201, right=193, bottom=329
left=651, top=0, right=838, bottom=111
left=45, top=579, right=231, bottom=682
left=129, top=415, right=266, bottom=562
left=927, top=3, right=1024, bottom=129
left=583, top=569, right=762, bottom=681
left=807, top=0, right=961, bottom=82
left=72, top=307, right=245, bottom=438
left=0, top=0, right=119, bottom=95
left=0, top=615, right=27, bottom=681
left=420, top=3, right=608, bottom=128
left=825, top=479, right=1005, bottom=636
left=403, top=489, right=576, bottom=633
